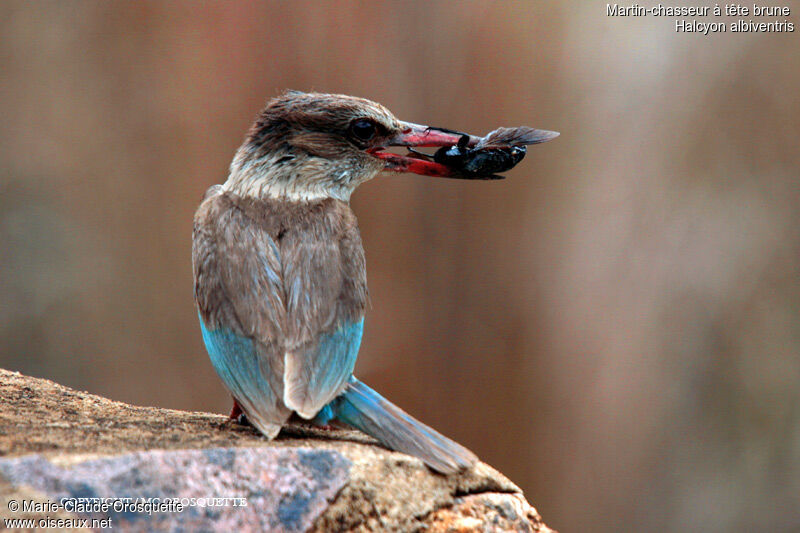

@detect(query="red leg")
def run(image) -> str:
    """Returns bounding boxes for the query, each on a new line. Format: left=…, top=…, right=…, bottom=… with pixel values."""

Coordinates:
left=228, top=398, right=243, bottom=420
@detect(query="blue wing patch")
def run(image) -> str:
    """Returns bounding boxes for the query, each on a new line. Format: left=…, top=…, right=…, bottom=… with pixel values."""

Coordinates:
left=199, top=314, right=289, bottom=437
left=284, top=318, right=364, bottom=419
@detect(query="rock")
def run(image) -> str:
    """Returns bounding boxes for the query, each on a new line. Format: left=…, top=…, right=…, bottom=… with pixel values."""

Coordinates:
left=0, top=369, right=555, bottom=532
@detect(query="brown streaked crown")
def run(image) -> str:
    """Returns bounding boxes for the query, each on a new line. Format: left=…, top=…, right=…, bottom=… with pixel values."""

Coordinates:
left=247, top=91, right=402, bottom=156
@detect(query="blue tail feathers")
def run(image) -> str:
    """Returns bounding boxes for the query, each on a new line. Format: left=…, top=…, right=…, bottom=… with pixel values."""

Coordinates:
left=324, top=377, right=478, bottom=474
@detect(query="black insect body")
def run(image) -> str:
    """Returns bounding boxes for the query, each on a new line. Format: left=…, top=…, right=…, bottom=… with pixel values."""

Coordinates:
left=418, top=126, right=557, bottom=179
left=432, top=134, right=468, bottom=166
left=463, top=145, right=526, bottom=175
left=432, top=134, right=526, bottom=178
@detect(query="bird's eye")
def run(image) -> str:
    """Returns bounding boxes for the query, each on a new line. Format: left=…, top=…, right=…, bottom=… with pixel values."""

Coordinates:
left=349, top=119, right=378, bottom=142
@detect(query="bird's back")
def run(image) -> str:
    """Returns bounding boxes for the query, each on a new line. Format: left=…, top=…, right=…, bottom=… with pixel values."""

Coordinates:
left=193, top=185, right=368, bottom=432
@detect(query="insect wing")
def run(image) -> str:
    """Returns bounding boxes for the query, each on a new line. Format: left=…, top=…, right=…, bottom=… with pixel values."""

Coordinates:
left=477, top=127, right=559, bottom=148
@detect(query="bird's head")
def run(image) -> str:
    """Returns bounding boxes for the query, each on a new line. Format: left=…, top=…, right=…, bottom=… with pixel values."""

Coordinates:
left=225, top=91, right=548, bottom=202
left=225, top=91, right=475, bottom=201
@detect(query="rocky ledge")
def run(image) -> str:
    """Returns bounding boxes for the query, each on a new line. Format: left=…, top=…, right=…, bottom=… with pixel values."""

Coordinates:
left=0, top=369, right=554, bottom=532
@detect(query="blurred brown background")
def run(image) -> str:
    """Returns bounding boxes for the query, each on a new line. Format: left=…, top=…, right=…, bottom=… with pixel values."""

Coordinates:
left=1, top=2, right=798, bottom=531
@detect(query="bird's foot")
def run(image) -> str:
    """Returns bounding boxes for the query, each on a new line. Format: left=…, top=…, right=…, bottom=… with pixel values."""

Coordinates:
left=228, top=399, right=251, bottom=426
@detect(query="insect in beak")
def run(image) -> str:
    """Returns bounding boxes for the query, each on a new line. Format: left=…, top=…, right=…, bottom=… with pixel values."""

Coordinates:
left=370, top=122, right=558, bottom=179
left=369, top=123, right=480, bottom=178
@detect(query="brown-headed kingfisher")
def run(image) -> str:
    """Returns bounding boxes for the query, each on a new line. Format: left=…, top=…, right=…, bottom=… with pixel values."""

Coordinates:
left=192, top=91, right=557, bottom=473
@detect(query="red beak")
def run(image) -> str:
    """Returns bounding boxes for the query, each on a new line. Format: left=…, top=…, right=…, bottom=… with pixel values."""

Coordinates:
left=369, top=122, right=480, bottom=178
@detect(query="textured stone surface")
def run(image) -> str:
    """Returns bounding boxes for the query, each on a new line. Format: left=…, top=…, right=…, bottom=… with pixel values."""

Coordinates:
left=424, top=493, right=556, bottom=533
left=0, top=448, right=350, bottom=531
left=0, top=369, right=555, bottom=532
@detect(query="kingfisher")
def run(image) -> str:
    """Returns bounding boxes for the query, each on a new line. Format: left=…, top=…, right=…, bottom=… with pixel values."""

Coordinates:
left=193, top=91, right=557, bottom=473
